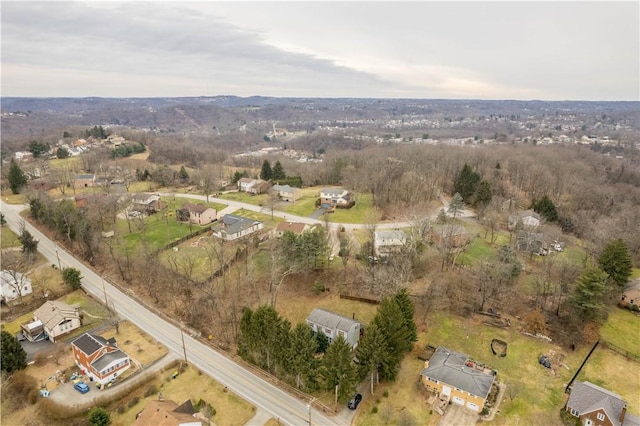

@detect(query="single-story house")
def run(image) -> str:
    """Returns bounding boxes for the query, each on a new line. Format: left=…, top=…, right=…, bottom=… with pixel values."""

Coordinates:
left=0, top=270, right=33, bottom=303
left=271, top=184, right=298, bottom=202
left=565, top=381, right=640, bottom=426
left=306, top=308, right=361, bottom=349
left=374, top=230, right=407, bottom=257
left=237, top=178, right=269, bottom=195
left=133, top=399, right=202, bottom=426
left=131, top=193, right=164, bottom=215
left=275, top=221, right=310, bottom=238
left=176, top=203, right=217, bottom=226
left=211, top=214, right=264, bottom=241
left=320, top=187, right=354, bottom=209
left=509, top=210, right=541, bottom=231
left=420, top=346, right=496, bottom=413
left=25, top=300, right=81, bottom=342
left=71, top=333, right=131, bottom=385
left=73, top=174, right=96, bottom=189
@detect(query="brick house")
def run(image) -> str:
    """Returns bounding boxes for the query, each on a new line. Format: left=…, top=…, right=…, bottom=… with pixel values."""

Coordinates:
left=320, top=187, right=354, bottom=209
left=420, top=346, right=496, bottom=413
left=73, top=174, right=96, bottom=189
left=71, top=333, right=131, bottom=385
left=565, top=381, right=640, bottom=426
left=237, top=178, right=269, bottom=195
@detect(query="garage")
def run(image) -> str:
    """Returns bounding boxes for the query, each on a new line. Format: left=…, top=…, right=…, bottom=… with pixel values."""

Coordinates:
left=452, top=396, right=465, bottom=405
left=467, top=402, right=479, bottom=412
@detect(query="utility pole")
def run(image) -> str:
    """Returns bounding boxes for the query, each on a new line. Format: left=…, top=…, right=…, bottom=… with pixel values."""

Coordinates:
left=101, top=276, right=109, bottom=309
left=55, top=245, right=62, bottom=269
left=181, top=328, right=188, bottom=365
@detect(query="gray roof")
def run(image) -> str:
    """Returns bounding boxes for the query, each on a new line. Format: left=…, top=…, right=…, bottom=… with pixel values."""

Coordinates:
left=306, top=308, right=359, bottom=333
left=321, top=187, right=346, bottom=196
left=272, top=184, right=294, bottom=193
left=34, top=300, right=79, bottom=329
left=220, top=214, right=261, bottom=236
left=91, top=349, right=128, bottom=373
left=567, top=381, right=627, bottom=422
left=72, top=333, right=117, bottom=356
left=375, top=230, right=407, bottom=242
left=420, top=347, right=495, bottom=399
left=625, top=413, right=640, bottom=426
left=74, top=174, right=95, bottom=180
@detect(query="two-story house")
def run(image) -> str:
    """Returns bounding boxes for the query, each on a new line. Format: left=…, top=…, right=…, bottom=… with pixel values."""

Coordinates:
left=565, top=381, right=640, bottom=426
left=374, top=230, right=407, bottom=257
left=271, top=184, right=298, bottom=202
left=320, top=187, right=354, bottom=209
left=176, top=203, right=217, bottom=226
left=71, top=333, right=131, bottom=385
left=29, top=300, right=81, bottom=342
left=131, top=193, right=164, bottom=215
left=237, top=178, right=269, bottom=195
left=306, top=308, right=361, bottom=349
left=420, top=346, right=496, bottom=413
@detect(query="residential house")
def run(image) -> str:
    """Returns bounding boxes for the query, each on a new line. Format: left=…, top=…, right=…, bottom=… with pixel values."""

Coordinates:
left=374, top=230, right=407, bottom=257
left=565, top=381, right=640, bottom=426
left=420, top=346, right=496, bottom=413
left=306, top=308, right=361, bottom=349
left=176, top=203, right=217, bottom=226
left=509, top=210, right=541, bottom=231
left=107, top=135, right=126, bottom=146
left=133, top=399, right=202, bottom=426
left=211, top=214, right=264, bottom=241
left=73, top=174, right=96, bottom=189
left=237, top=178, right=269, bottom=195
left=620, top=280, right=640, bottom=311
left=24, top=300, right=81, bottom=342
left=0, top=270, right=33, bottom=303
left=132, top=193, right=164, bottom=215
left=275, top=221, right=310, bottom=238
left=320, top=187, right=354, bottom=209
left=14, top=151, right=34, bottom=161
left=271, top=184, right=298, bottom=202
left=71, top=333, right=131, bottom=385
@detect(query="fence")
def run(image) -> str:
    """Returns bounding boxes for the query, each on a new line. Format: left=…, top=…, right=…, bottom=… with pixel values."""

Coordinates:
left=600, top=340, right=640, bottom=363
left=339, top=293, right=380, bottom=305
left=153, top=226, right=212, bottom=254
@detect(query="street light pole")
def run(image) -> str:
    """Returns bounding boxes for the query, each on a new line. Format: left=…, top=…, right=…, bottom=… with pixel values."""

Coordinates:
left=307, top=404, right=311, bottom=426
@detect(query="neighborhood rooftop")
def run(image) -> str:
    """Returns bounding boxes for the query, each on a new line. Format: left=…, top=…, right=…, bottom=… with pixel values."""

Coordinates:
left=72, top=333, right=117, bottom=355
left=567, top=381, right=629, bottom=423
left=306, top=308, right=359, bottom=333
left=34, top=300, right=79, bottom=328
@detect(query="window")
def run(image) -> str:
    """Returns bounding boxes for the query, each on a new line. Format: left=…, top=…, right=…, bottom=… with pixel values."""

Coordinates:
left=597, top=413, right=605, bottom=421
left=570, top=408, right=579, bottom=417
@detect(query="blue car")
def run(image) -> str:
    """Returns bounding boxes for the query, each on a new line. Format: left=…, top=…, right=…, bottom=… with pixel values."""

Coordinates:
left=74, top=381, right=90, bottom=394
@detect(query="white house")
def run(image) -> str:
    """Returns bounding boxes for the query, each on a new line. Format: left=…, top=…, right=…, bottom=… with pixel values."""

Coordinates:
left=374, top=230, right=407, bottom=257
left=212, top=214, right=264, bottom=241
left=237, top=178, right=269, bottom=195
left=320, top=187, right=354, bottom=209
left=0, top=270, right=33, bottom=303
left=306, top=308, right=361, bottom=349
left=29, top=300, right=82, bottom=342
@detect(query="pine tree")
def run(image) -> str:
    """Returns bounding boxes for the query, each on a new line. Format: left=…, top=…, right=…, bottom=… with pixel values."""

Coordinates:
left=570, top=267, right=608, bottom=323
left=19, top=229, right=39, bottom=259
left=598, top=239, right=633, bottom=288
left=287, top=323, right=319, bottom=390
left=62, top=267, right=83, bottom=290
left=472, top=180, right=493, bottom=208
left=1, top=330, right=27, bottom=373
left=88, top=407, right=111, bottom=426
left=371, top=297, right=412, bottom=381
left=448, top=193, right=465, bottom=218
left=8, top=158, right=28, bottom=194
left=531, top=195, right=558, bottom=222
left=394, top=288, right=417, bottom=343
left=178, top=165, right=190, bottom=183
left=261, top=160, right=273, bottom=181
left=453, top=163, right=481, bottom=203
left=272, top=161, right=286, bottom=181
left=321, top=335, right=358, bottom=403
left=355, top=323, right=392, bottom=394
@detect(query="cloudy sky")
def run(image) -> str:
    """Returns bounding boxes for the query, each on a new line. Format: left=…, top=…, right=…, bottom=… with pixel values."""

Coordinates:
left=2, top=1, right=638, bottom=100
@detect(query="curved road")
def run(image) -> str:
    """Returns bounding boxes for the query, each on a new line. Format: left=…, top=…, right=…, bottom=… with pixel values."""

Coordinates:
left=1, top=201, right=335, bottom=426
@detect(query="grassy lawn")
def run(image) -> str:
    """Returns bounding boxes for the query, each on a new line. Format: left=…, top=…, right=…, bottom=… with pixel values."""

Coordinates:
left=600, top=307, right=640, bottom=356
left=281, top=194, right=319, bottom=217
left=111, top=365, right=255, bottom=426
left=219, top=191, right=268, bottom=206
left=327, top=193, right=374, bottom=224
left=0, top=190, right=27, bottom=204
left=456, top=235, right=496, bottom=265
left=233, top=208, right=283, bottom=228
left=631, top=268, right=640, bottom=279
left=158, top=237, right=223, bottom=283
left=1, top=226, right=21, bottom=248
left=101, top=321, right=168, bottom=367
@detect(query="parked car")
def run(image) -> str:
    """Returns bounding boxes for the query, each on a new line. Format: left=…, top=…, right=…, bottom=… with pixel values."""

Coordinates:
left=74, top=381, right=90, bottom=394
left=348, top=393, right=362, bottom=409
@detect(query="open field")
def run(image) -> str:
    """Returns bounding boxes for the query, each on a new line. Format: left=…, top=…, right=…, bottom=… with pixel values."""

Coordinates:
left=1, top=226, right=21, bottom=248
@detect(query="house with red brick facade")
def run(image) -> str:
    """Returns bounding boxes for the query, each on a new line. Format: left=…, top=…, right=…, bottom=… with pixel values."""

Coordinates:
left=71, top=333, right=131, bottom=385
left=565, top=381, right=640, bottom=426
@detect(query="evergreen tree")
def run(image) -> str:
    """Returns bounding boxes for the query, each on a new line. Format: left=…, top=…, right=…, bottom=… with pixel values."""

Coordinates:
left=8, top=158, right=28, bottom=194
left=394, top=288, right=417, bottom=344
left=355, top=323, right=392, bottom=394
left=371, top=297, right=412, bottom=381
left=1, top=330, right=27, bottom=373
left=287, top=323, right=319, bottom=390
left=570, top=267, right=608, bottom=323
left=62, top=267, right=83, bottom=290
left=531, top=195, right=558, bottom=222
left=261, top=160, right=273, bottom=181
left=453, top=163, right=481, bottom=203
left=472, top=179, right=493, bottom=208
left=272, top=161, right=286, bottom=181
left=321, top=335, right=358, bottom=403
left=178, top=165, right=190, bottom=183
left=28, top=140, right=50, bottom=158
left=315, top=331, right=329, bottom=353
left=447, top=193, right=465, bottom=218
left=88, top=407, right=111, bottom=426
left=56, top=147, right=70, bottom=159
left=19, top=229, right=39, bottom=258
left=598, top=239, right=633, bottom=288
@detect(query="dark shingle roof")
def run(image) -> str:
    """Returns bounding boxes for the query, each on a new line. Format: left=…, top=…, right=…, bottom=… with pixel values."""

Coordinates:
left=420, top=347, right=495, bottom=400
left=567, top=381, right=627, bottom=422
left=91, top=349, right=128, bottom=373
left=72, top=333, right=103, bottom=356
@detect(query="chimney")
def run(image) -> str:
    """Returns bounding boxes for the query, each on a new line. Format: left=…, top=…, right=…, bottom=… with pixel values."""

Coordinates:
left=620, top=404, right=627, bottom=423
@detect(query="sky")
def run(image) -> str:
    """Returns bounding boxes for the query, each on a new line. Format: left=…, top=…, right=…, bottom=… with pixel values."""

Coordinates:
left=1, top=1, right=638, bottom=101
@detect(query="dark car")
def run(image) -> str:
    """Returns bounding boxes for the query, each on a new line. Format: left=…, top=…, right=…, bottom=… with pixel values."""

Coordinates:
left=73, top=381, right=90, bottom=394
left=348, top=393, right=362, bottom=409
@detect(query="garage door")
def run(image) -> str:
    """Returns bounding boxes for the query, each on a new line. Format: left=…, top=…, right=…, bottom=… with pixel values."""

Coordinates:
left=452, top=396, right=464, bottom=405
left=467, top=402, right=479, bottom=412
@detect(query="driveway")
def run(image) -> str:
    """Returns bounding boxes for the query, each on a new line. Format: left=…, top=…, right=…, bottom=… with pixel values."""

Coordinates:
left=20, top=338, right=54, bottom=363
left=439, top=403, right=478, bottom=426
left=309, top=208, right=327, bottom=220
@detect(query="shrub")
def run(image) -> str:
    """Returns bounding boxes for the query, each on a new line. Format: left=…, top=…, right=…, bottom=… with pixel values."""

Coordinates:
left=1, top=371, right=38, bottom=410
left=371, top=406, right=378, bottom=414
left=144, top=385, right=158, bottom=398
left=313, top=281, right=325, bottom=294
left=382, top=389, right=389, bottom=398
left=127, top=396, right=140, bottom=408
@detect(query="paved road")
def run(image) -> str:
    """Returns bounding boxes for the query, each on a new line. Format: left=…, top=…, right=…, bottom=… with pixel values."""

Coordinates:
left=1, top=201, right=337, bottom=426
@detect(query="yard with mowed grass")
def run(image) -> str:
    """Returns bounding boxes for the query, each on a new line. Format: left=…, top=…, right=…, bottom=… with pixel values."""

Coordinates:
left=600, top=307, right=640, bottom=357
left=219, top=191, right=268, bottom=206
left=110, top=364, right=255, bottom=426
left=1, top=226, right=21, bottom=248
left=101, top=321, right=168, bottom=367
left=280, top=193, right=319, bottom=217
left=327, top=193, right=374, bottom=224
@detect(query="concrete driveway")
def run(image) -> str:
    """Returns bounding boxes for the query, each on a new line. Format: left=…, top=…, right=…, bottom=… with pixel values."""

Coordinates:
left=20, top=338, right=53, bottom=363
left=439, top=403, right=478, bottom=426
